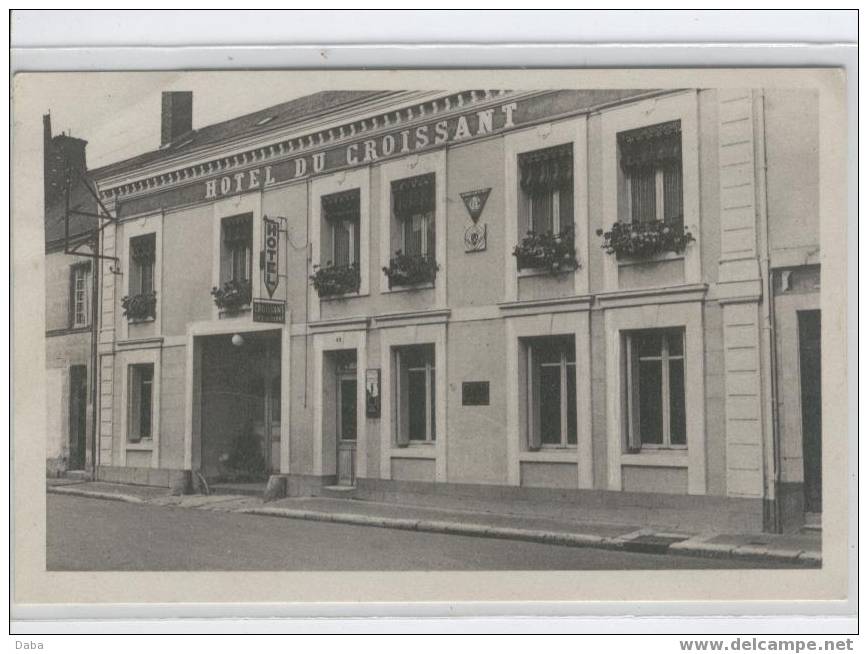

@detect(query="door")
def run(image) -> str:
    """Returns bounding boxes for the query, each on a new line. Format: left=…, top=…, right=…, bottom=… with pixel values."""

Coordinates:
left=799, top=310, right=822, bottom=514
left=336, top=373, right=357, bottom=486
left=68, top=365, right=88, bottom=470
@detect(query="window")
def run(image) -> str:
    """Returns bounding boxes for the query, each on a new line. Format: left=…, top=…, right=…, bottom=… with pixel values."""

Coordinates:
left=323, top=189, right=361, bottom=267
left=129, top=233, right=156, bottom=295
left=70, top=263, right=91, bottom=328
left=624, top=329, right=686, bottom=451
left=395, top=344, right=435, bottom=445
left=527, top=336, right=576, bottom=449
left=618, top=120, right=683, bottom=226
left=128, top=363, right=154, bottom=442
left=221, top=214, right=253, bottom=284
left=393, top=173, right=435, bottom=258
left=518, top=143, right=574, bottom=235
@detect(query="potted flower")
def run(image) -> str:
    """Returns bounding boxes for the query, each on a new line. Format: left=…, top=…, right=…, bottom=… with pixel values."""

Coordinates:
left=512, top=224, right=579, bottom=274
left=211, top=278, right=252, bottom=313
left=596, top=218, right=694, bottom=259
left=382, top=250, right=439, bottom=289
left=121, top=290, right=157, bottom=321
left=310, top=262, right=361, bottom=298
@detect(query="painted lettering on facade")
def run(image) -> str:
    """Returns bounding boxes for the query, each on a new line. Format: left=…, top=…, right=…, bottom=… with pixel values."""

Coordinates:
left=115, top=90, right=634, bottom=217
left=203, top=102, right=517, bottom=201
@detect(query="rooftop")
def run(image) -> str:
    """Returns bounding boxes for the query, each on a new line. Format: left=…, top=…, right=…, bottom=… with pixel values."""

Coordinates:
left=90, top=90, right=388, bottom=181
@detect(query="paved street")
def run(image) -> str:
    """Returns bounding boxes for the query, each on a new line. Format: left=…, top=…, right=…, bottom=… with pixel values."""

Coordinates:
left=48, top=495, right=788, bottom=570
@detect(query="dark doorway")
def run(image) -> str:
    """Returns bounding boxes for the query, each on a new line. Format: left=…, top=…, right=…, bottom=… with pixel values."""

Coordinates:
left=68, top=365, right=88, bottom=470
left=199, top=331, right=281, bottom=482
left=798, top=310, right=822, bottom=514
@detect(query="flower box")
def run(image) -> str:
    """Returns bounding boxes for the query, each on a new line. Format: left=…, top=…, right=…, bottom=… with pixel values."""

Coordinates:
left=211, top=278, right=252, bottom=313
left=121, top=291, right=157, bottom=321
left=382, top=251, right=438, bottom=289
left=512, top=225, right=579, bottom=275
left=311, top=262, right=361, bottom=298
left=596, top=219, right=694, bottom=260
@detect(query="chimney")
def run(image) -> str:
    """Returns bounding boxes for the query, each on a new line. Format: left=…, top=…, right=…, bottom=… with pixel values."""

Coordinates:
left=43, top=113, right=88, bottom=208
left=161, top=91, right=193, bottom=146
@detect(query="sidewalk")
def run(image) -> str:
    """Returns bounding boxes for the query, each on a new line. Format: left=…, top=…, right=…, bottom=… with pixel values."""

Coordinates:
left=47, top=481, right=821, bottom=567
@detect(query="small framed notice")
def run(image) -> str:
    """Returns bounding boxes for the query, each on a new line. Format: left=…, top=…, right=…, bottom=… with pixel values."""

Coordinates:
left=461, top=381, right=490, bottom=406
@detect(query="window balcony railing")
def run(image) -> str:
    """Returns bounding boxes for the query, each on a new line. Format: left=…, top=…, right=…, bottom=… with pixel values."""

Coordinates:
left=211, top=278, right=252, bottom=313
left=512, top=224, right=579, bottom=275
left=596, top=218, right=694, bottom=260
left=121, top=291, right=157, bottom=322
left=382, top=251, right=438, bottom=289
left=310, top=262, right=361, bottom=298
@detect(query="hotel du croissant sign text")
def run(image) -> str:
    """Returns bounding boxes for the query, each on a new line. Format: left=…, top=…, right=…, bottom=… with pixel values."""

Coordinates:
left=112, top=91, right=602, bottom=217
left=203, top=101, right=519, bottom=201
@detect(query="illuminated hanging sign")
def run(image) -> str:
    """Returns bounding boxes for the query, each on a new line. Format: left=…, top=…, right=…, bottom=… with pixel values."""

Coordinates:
left=262, top=216, right=280, bottom=298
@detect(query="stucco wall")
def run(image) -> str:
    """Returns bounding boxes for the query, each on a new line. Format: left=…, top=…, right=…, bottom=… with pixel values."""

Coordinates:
left=764, top=89, right=820, bottom=265
left=45, top=249, right=93, bottom=332
left=160, top=204, right=214, bottom=336
left=445, top=138, right=505, bottom=307
left=159, top=344, right=187, bottom=469
left=445, top=319, right=508, bottom=484
left=94, top=89, right=797, bottom=512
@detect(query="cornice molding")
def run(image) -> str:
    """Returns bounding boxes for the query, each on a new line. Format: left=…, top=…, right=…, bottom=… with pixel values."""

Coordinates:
left=96, top=90, right=527, bottom=202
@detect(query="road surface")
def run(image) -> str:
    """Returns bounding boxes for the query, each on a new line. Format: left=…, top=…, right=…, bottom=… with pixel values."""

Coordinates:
left=47, top=494, right=787, bottom=571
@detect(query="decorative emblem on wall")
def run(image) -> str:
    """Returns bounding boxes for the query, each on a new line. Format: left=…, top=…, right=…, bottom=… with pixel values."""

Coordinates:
left=460, top=187, right=491, bottom=252
left=460, top=188, right=491, bottom=222
left=464, top=223, right=487, bottom=252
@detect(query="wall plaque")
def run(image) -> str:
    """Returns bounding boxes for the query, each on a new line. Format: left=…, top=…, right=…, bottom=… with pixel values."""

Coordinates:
left=462, top=381, right=490, bottom=406
left=365, top=368, right=381, bottom=418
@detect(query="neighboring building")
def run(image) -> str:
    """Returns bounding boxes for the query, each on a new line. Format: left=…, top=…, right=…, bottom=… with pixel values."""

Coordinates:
left=88, top=88, right=820, bottom=532
left=44, top=114, right=98, bottom=476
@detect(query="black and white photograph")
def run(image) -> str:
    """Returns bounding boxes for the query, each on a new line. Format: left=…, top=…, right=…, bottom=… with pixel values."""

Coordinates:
left=33, top=77, right=831, bottom=570
left=11, top=62, right=850, bottom=617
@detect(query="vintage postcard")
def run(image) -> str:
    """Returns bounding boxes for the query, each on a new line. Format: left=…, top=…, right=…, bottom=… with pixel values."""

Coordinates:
left=11, top=68, right=849, bottom=607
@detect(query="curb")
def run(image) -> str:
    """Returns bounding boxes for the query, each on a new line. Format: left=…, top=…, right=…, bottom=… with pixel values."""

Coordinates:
left=47, top=486, right=145, bottom=504
left=241, top=506, right=620, bottom=551
left=48, top=487, right=821, bottom=567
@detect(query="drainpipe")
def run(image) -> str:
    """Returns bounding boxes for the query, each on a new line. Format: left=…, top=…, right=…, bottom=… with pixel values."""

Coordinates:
left=754, top=90, right=782, bottom=532
left=89, top=226, right=101, bottom=479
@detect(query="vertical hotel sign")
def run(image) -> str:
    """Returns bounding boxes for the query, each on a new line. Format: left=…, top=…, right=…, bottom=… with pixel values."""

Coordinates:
left=262, top=216, right=280, bottom=298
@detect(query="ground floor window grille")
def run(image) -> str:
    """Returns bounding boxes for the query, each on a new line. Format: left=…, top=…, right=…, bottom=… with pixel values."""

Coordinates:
left=128, top=363, right=154, bottom=443
left=624, top=328, right=686, bottom=451
left=395, top=344, right=435, bottom=445
left=527, top=336, right=577, bottom=449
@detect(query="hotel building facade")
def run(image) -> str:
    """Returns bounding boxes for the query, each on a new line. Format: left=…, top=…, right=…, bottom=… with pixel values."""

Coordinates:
left=85, top=88, right=821, bottom=533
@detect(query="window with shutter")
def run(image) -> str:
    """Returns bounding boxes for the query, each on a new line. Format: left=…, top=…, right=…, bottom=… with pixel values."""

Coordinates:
left=518, top=143, right=574, bottom=236
left=392, top=173, right=435, bottom=258
left=618, top=120, right=683, bottom=227
left=129, top=233, right=156, bottom=295
left=221, top=214, right=253, bottom=283
left=70, top=263, right=91, bottom=328
left=323, top=189, right=361, bottom=267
